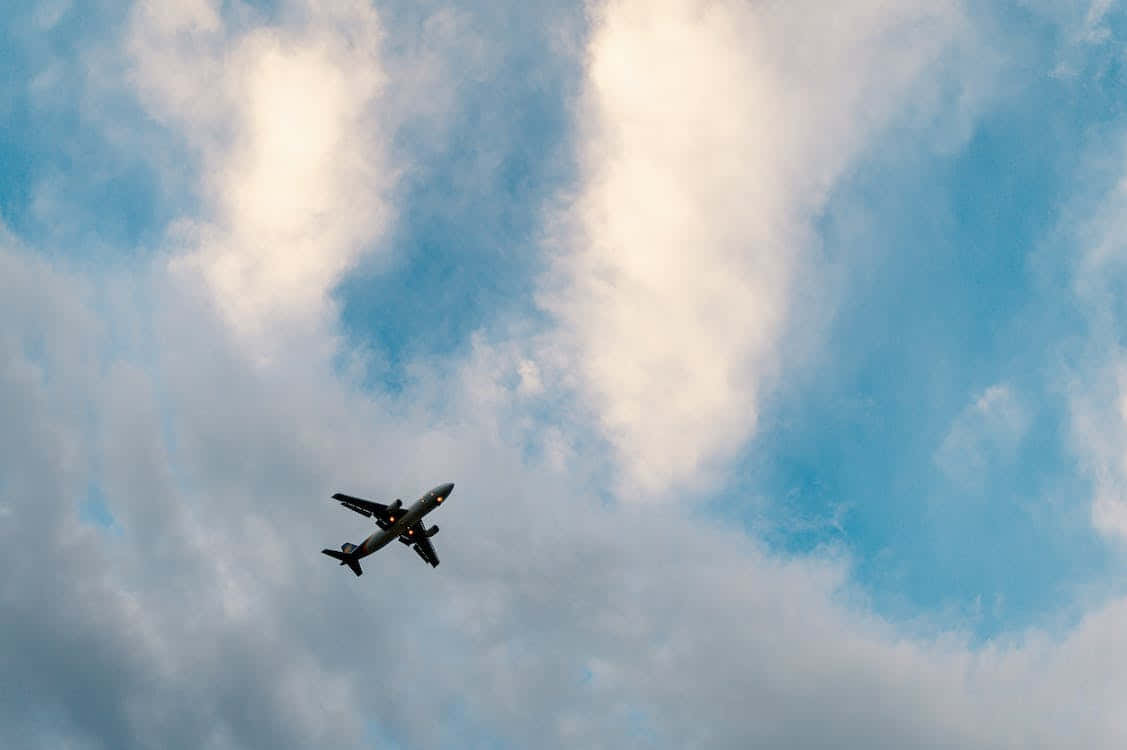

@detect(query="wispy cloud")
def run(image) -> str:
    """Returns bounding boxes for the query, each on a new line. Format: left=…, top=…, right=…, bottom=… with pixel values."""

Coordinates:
left=1060, top=133, right=1127, bottom=540
left=936, top=383, right=1030, bottom=489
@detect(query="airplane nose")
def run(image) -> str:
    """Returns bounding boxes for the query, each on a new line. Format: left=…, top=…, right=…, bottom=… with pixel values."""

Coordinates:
left=443, top=483, right=455, bottom=495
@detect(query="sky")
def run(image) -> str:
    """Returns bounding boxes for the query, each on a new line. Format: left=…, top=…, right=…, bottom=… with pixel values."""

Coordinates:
left=3, top=0, right=1127, bottom=747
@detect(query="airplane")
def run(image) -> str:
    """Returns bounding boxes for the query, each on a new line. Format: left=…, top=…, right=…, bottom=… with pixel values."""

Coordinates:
left=321, top=483, right=454, bottom=576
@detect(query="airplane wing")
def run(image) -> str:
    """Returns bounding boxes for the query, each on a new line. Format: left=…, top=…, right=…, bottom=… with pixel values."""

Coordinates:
left=332, top=493, right=385, bottom=516
left=332, top=493, right=405, bottom=528
left=413, top=534, right=440, bottom=567
left=401, top=521, right=440, bottom=568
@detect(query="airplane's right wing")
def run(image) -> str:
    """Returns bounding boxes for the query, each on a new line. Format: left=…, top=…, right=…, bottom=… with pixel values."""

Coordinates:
left=413, top=533, right=440, bottom=568
left=399, top=521, right=440, bottom=568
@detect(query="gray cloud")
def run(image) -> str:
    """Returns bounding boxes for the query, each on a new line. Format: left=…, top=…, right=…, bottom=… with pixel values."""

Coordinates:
left=4, top=245, right=1127, bottom=749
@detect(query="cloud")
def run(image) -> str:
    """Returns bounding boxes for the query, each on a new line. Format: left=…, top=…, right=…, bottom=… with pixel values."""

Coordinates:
left=126, top=0, right=395, bottom=353
left=1059, top=134, right=1127, bottom=540
left=6, top=246, right=1127, bottom=747
left=936, top=383, right=1030, bottom=489
left=0, top=248, right=370, bottom=748
left=538, top=0, right=998, bottom=496
left=1082, top=0, right=1117, bottom=41
left=1070, top=358, right=1127, bottom=539
left=1034, top=0, right=1124, bottom=77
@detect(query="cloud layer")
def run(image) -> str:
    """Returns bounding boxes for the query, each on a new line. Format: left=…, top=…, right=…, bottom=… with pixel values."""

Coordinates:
left=6, top=238, right=1127, bottom=747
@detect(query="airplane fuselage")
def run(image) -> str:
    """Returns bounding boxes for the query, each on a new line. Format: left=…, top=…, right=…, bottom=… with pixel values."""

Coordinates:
left=353, top=482, right=453, bottom=558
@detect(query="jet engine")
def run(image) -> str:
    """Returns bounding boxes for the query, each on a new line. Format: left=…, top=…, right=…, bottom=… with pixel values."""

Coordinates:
left=386, top=498, right=403, bottom=522
left=425, top=525, right=439, bottom=537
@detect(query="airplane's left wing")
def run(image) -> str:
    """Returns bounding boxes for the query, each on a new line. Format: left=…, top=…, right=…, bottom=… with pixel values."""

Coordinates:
left=331, top=489, right=389, bottom=523
left=332, top=492, right=386, bottom=517
left=333, top=492, right=410, bottom=529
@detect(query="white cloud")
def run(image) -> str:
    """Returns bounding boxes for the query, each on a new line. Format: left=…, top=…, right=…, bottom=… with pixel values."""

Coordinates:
left=1071, top=360, right=1127, bottom=539
left=539, top=0, right=996, bottom=496
left=936, top=383, right=1030, bottom=488
left=1084, top=0, right=1117, bottom=40
left=1035, top=0, right=1123, bottom=76
left=1062, top=136, right=1127, bottom=540
left=126, top=0, right=394, bottom=355
left=517, top=358, right=543, bottom=395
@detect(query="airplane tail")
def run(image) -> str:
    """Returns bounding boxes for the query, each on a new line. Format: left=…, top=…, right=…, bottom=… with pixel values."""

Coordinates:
left=321, top=543, right=363, bottom=577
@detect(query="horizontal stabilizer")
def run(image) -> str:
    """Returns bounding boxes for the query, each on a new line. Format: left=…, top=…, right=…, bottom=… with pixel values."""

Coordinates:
left=321, top=548, right=363, bottom=577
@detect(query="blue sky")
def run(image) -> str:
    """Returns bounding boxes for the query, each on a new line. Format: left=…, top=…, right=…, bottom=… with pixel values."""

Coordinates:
left=716, top=38, right=1127, bottom=637
left=0, top=1, right=188, bottom=255
left=5, top=0, right=1127, bottom=747
left=334, top=0, right=582, bottom=392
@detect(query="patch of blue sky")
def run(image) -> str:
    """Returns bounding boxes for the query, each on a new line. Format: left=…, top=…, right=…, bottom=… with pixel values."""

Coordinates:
left=78, top=482, right=121, bottom=535
left=352, top=611, right=513, bottom=748
left=708, top=17, right=1127, bottom=639
left=360, top=686, right=511, bottom=748
left=19, top=325, right=50, bottom=380
left=0, top=1, right=193, bottom=257
left=435, top=699, right=511, bottom=750
left=365, top=719, right=405, bottom=750
left=622, top=705, right=658, bottom=745
left=334, top=2, right=585, bottom=394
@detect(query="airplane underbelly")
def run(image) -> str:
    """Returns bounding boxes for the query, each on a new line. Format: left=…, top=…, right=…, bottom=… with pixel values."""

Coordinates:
left=361, top=529, right=394, bottom=555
